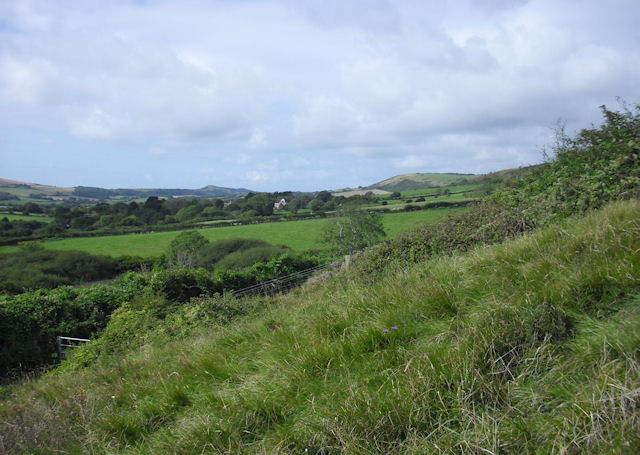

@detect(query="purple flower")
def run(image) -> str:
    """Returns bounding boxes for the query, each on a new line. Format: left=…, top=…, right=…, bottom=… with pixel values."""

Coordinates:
left=575, top=250, right=581, bottom=254
left=69, top=411, right=75, bottom=416
left=391, top=326, right=398, bottom=330
left=382, top=329, right=389, bottom=333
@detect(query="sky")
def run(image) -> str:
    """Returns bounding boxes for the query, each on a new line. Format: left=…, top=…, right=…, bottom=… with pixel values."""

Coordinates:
left=1, top=0, right=639, bottom=192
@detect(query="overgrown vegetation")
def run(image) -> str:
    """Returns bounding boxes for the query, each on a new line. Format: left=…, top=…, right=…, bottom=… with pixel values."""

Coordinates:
left=0, top=236, right=320, bottom=378
left=0, top=244, right=150, bottom=294
left=0, top=273, right=147, bottom=379
left=1, top=200, right=638, bottom=453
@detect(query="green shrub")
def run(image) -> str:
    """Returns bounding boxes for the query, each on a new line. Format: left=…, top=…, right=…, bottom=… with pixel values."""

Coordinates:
left=0, top=282, right=141, bottom=377
left=149, top=268, right=215, bottom=303
left=196, top=238, right=270, bottom=269
left=166, top=230, right=210, bottom=268
left=0, top=249, right=148, bottom=294
left=215, top=245, right=291, bottom=271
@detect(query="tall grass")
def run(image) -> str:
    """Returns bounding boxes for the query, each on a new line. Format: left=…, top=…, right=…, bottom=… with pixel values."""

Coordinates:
left=1, top=200, right=639, bottom=454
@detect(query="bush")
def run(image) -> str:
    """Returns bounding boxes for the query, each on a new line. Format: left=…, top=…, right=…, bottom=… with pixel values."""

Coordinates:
left=0, top=249, right=147, bottom=294
left=0, top=283, right=141, bottom=378
left=196, top=238, right=270, bottom=270
left=149, top=268, right=215, bottom=303
left=166, top=231, right=210, bottom=268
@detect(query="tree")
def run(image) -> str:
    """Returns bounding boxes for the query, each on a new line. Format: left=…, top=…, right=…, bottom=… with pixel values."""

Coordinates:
left=309, top=198, right=325, bottom=213
left=289, top=195, right=311, bottom=213
left=167, top=230, right=210, bottom=268
left=321, top=205, right=385, bottom=256
left=315, top=190, right=332, bottom=202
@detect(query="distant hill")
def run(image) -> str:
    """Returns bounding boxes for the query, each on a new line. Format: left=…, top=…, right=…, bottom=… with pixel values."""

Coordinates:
left=71, top=185, right=252, bottom=200
left=0, top=178, right=252, bottom=204
left=367, top=173, right=477, bottom=192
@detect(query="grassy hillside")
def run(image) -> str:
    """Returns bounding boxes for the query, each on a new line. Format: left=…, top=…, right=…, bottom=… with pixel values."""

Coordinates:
left=368, top=172, right=477, bottom=191
left=1, top=200, right=638, bottom=454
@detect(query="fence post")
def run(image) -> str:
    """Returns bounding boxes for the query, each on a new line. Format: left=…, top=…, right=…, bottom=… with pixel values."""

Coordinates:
left=57, top=336, right=63, bottom=363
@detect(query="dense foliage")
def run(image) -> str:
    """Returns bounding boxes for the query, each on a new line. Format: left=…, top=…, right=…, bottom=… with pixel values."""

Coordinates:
left=0, top=274, right=146, bottom=378
left=0, top=238, right=319, bottom=378
left=0, top=245, right=150, bottom=294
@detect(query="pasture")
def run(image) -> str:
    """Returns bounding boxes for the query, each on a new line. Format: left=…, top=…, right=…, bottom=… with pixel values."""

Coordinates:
left=0, top=207, right=467, bottom=257
left=0, top=213, right=52, bottom=222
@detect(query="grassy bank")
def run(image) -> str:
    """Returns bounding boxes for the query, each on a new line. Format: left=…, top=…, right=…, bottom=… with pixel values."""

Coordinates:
left=1, top=200, right=638, bottom=453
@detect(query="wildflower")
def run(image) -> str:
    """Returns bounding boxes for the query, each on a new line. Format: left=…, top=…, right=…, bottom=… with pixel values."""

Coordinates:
left=391, top=326, right=398, bottom=330
left=575, top=250, right=581, bottom=254
left=69, top=411, right=75, bottom=416
left=382, top=328, right=389, bottom=333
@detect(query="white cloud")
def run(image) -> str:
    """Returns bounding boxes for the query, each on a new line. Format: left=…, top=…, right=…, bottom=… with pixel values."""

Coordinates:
left=246, top=171, right=268, bottom=182
left=393, top=155, right=430, bottom=169
left=0, top=0, right=638, bottom=190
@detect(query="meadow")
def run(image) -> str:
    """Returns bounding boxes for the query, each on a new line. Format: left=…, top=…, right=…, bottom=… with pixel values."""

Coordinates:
left=0, top=213, right=52, bottom=222
left=0, top=207, right=467, bottom=256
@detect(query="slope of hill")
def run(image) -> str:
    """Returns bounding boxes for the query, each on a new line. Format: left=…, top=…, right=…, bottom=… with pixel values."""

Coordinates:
left=368, top=172, right=477, bottom=191
left=0, top=178, right=252, bottom=203
left=2, top=200, right=638, bottom=454
left=71, top=184, right=252, bottom=200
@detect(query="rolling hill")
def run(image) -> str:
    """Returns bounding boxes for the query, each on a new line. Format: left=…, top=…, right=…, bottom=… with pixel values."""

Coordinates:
left=0, top=178, right=252, bottom=204
left=367, top=172, right=477, bottom=191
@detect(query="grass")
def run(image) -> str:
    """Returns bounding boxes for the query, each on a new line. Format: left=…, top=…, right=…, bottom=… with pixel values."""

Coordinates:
left=0, top=207, right=463, bottom=256
left=399, top=184, right=483, bottom=197
left=1, top=200, right=639, bottom=454
left=371, top=173, right=478, bottom=191
left=0, top=213, right=52, bottom=222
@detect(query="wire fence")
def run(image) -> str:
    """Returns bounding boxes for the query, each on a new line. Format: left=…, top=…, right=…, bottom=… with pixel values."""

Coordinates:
left=232, top=260, right=341, bottom=299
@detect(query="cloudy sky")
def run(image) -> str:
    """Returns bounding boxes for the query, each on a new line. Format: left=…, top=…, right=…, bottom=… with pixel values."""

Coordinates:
left=1, top=0, right=638, bottom=192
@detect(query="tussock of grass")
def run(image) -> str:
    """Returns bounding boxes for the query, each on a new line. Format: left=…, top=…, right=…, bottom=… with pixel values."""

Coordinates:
left=1, top=200, right=640, bottom=454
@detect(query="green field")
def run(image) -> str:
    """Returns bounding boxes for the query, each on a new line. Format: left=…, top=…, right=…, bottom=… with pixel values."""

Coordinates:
left=0, top=207, right=466, bottom=257
left=399, top=183, right=483, bottom=197
left=0, top=213, right=53, bottom=222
